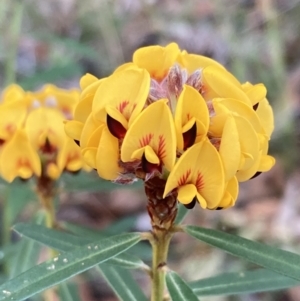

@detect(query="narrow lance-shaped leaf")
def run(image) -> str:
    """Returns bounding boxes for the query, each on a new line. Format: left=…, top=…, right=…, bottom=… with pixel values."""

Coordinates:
left=185, top=226, right=300, bottom=282
left=0, top=233, right=141, bottom=301
left=58, top=282, right=81, bottom=301
left=166, top=270, right=199, bottom=301
left=13, top=223, right=146, bottom=270
left=190, top=269, right=300, bottom=296
left=97, top=265, right=148, bottom=301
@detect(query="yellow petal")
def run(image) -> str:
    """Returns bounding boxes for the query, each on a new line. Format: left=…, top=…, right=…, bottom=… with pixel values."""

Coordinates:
left=256, top=98, right=274, bottom=137
left=0, top=101, right=27, bottom=140
left=133, top=43, right=180, bottom=81
left=179, top=51, right=226, bottom=73
left=82, top=147, right=97, bottom=169
left=219, top=116, right=241, bottom=181
left=235, top=115, right=260, bottom=171
left=202, top=66, right=251, bottom=105
left=121, top=100, right=177, bottom=171
left=81, top=78, right=105, bottom=100
left=258, top=155, right=275, bottom=172
left=80, top=73, right=99, bottom=90
left=178, top=184, right=197, bottom=204
left=164, top=139, right=225, bottom=208
left=74, top=94, right=93, bottom=123
left=242, top=82, right=267, bottom=106
left=0, top=130, right=41, bottom=182
left=214, top=176, right=239, bottom=209
left=46, top=162, right=61, bottom=180
left=236, top=150, right=262, bottom=182
left=87, top=124, right=105, bottom=148
left=64, top=120, right=84, bottom=142
left=25, top=107, right=65, bottom=149
left=93, top=69, right=150, bottom=126
left=212, top=98, right=263, bottom=133
left=1, top=84, right=25, bottom=103
left=80, top=113, right=103, bottom=148
left=96, top=127, right=123, bottom=180
left=175, top=85, right=209, bottom=150
left=57, top=138, right=83, bottom=172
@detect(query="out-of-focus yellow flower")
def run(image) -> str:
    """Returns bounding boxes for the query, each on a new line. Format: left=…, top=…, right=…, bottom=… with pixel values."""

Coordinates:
left=0, top=84, right=88, bottom=183
left=66, top=42, right=275, bottom=211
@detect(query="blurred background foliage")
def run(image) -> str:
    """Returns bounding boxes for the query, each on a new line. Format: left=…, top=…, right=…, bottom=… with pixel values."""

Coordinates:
left=1, top=0, right=300, bottom=300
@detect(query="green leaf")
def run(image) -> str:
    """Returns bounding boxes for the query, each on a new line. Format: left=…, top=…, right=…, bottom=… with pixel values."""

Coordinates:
left=97, top=265, right=148, bottom=301
left=13, top=223, right=146, bottom=270
left=0, top=233, right=141, bottom=301
left=8, top=238, right=41, bottom=279
left=175, top=203, right=189, bottom=224
left=13, top=223, right=145, bottom=269
left=3, top=180, right=36, bottom=228
left=166, top=270, right=199, bottom=301
left=58, top=281, right=81, bottom=301
left=185, top=226, right=300, bottom=282
left=190, top=269, right=299, bottom=296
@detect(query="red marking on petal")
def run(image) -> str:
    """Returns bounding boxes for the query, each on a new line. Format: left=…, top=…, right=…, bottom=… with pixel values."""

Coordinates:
left=117, top=100, right=130, bottom=113
left=40, top=138, right=57, bottom=154
left=139, top=133, right=154, bottom=147
left=253, top=103, right=259, bottom=111
left=177, top=169, right=191, bottom=186
left=183, top=122, right=197, bottom=150
left=157, top=135, right=166, bottom=159
left=6, top=124, right=15, bottom=134
left=141, top=153, right=161, bottom=173
left=0, top=139, right=5, bottom=147
left=107, top=114, right=127, bottom=139
left=195, top=172, right=204, bottom=190
left=250, top=171, right=262, bottom=179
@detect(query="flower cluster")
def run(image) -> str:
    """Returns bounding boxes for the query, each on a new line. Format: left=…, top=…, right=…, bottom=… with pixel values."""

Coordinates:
left=65, top=43, right=275, bottom=211
left=0, top=84, right=87, bottom=183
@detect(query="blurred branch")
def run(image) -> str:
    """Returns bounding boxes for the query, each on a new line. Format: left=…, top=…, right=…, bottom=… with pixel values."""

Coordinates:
left=4, top=1, right=24, bottom=86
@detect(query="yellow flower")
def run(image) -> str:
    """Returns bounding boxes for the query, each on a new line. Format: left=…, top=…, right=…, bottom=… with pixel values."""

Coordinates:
left=0, top=84, right=88, bottom=183
left=163, top=139, right=225, bottom=209
left=66, top=42, right=275, bottom=212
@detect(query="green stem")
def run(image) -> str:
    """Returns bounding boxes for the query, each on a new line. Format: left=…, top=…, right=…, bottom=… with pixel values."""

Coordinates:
left=4, top=1, right=23, bottom=86
left=150, top=231, right=173, bottom=301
